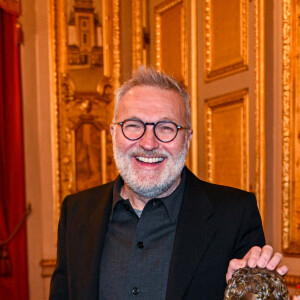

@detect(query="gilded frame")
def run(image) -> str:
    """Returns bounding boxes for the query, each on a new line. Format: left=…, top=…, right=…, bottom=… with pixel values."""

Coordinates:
left=203, top=0, right=249, bottom=81
left=132, top=0, right=146, bottom=68
left=254, top=0, right=265, bottom=223
left=204, top=89, right=250, bottom=191
left=154, top=0, right=187, bottom=85
left=282, top=0, right=300, bottom=255
left=281, top=0, right=300, bottom=288
left=49, top=0, right=121, bottom=229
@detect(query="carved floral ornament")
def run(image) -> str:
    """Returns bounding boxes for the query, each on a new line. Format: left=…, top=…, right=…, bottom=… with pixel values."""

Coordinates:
left=50, top=0, right=120, bottom=227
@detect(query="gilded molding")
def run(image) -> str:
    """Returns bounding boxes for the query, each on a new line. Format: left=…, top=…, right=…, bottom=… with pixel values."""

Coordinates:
left=189, top=0, right=199, bottom=176
left=112, top=0, right=121, bottom=88
left=49, top=0, right=62, bottom=233
left=282, top=0, right=298, bottom=254
left=154, top=0, right=187, bottom=85
left=285, top=274, right=300, bottom=287
left=102, top=0, right=111, bottom=77
left=204, top=89, right=249, bottom=190
left=204, top=0, right=249, bottom=81
left=40, top=259, right=56, bottom=278
left=132, top=0, right=143, bottom=69
left=254, top=0, right=265, bottom=225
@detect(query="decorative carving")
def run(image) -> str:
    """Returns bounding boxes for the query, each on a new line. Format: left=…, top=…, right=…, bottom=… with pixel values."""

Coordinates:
left=50, top=0, right=120, bottom=234
left=59, top=76, right=115, bottom=201
left=205, top=89, right=249, bottom=190
left=132, top=0, right=144, bottom=68
left=285, top=274, right=300, bottom=287
left=204, top=0, right=249, bottom=81
left=282, top=0, right=300, bottom=254
left=112, top=0, right=121, bottom=89
left=282, top=0, right=292, bottom=253
left=254, top=0, right=265, bottom=224
left=189, top=0, right=199, bottom=176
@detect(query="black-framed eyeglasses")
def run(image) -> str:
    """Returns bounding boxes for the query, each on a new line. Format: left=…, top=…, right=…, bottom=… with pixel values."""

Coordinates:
left=114, top=119, right=189, bottom=143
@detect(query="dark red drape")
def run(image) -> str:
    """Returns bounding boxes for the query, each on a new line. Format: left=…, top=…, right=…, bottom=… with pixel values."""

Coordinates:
left=0, top=7, right=29, bottom=300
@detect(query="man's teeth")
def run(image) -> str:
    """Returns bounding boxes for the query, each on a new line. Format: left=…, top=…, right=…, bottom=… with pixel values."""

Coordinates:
left=136, top=156, right=164, bottom=163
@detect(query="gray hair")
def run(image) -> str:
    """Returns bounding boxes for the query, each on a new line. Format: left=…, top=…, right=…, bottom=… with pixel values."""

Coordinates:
left=113, top=66, right=191, bottom=128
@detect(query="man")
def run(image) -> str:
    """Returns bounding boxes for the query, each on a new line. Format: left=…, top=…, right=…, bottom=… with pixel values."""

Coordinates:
left=50, top=67, right=288, bottom=299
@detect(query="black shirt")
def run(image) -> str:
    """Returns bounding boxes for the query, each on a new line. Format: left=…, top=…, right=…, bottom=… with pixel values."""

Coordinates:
left=98, top=170, right=186, bottom=299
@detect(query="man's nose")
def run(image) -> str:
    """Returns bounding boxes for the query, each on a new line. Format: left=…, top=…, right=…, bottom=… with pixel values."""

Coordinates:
left=139, top=125, right=159, bottom=150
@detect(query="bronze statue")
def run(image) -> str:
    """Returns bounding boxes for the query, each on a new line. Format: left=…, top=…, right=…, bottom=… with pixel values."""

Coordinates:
left=224, top=267, right=288, bottom=300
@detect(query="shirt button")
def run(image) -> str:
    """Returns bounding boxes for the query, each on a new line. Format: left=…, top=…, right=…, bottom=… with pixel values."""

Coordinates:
left=132, top=287, right=139, bottom=294
left=124, top=204, right=130, bottom=211
left=137, top=241, right=144, bottom=248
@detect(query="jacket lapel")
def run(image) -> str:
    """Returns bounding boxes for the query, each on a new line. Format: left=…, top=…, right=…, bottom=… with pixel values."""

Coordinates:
left=166, top=169, right=216, bottom=300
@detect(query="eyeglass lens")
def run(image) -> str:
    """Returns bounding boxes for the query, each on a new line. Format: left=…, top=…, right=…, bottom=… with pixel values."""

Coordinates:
left=121, top=120, right=178, bottom=142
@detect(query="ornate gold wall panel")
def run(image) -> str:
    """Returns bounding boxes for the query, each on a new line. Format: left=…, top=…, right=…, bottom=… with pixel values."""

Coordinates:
left=154, top=0, right=187, bottom=85
left=132, top=0, right=147, bottom=68
left=189, top=0, right=199, bottom=176
left=282, top=0, right=300, bottom=255
left=204, top=0, right=249, bottom=81
left=205, top=89, right=249, bottom=190
left=50, top=0, right=120, bottom=228
left=254, top=0, right=265, bottom=223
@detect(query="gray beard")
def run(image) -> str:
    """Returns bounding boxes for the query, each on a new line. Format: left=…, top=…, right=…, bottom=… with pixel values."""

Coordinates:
left=112, top=138, right=189, bottom=198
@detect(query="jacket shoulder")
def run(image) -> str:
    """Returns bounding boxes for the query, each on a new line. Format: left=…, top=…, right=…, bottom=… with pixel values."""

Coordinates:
left=62, top=180, right=115, bottom=214
left=66, top=180, right=115, bottom=200
left=185, top=167, right=256, bottom=206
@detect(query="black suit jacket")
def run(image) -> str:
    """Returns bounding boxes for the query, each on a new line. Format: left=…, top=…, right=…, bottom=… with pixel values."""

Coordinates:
left=49, top=167, right=265, bottom=300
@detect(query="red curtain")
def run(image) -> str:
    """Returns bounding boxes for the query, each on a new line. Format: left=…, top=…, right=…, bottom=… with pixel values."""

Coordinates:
left=0, top=7, right=29, bottom=300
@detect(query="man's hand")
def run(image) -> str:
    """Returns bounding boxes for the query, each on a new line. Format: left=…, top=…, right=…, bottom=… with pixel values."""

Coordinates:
left=226, top=245, right=289, bottom=282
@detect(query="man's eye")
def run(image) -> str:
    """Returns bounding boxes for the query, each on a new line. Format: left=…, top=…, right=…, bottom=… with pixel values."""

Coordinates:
left=157, top=124, right=176, bottom=133
left=161, top=126, right=173, bottom=131
left=125, top=122, right=143, bottom=130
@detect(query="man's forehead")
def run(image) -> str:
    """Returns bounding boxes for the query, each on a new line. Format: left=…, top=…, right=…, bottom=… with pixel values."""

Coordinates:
left=120, top=86, right=183, bottom=106
left=114, top=85, right=186, bottom=124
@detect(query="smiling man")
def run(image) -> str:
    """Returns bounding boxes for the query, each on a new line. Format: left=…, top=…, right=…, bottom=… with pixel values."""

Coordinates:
left=112, top=84, right=191, bottom=206
left=50, top=67, right=288, bottom=300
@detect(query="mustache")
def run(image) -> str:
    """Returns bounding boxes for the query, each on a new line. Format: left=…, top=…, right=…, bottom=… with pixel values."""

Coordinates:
left=130, top=149, right=170, bottom=157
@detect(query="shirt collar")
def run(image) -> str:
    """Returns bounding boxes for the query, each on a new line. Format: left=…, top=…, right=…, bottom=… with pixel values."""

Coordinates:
left=155, top=168, right=186, bottom=223
left=111, top=167, right=186, bottom=223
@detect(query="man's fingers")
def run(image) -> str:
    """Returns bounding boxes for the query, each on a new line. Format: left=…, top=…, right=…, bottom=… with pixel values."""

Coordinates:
left=256, top=245, right=274, bottom=268
left=276, top=265, right=289, bottom=276
left=264, top=252, right=282, bottom=270
left=226, top=259, right=247, bottom=283
left=246, top=246, right=262, bottom=268
left=227, top=245, right=287, bottom=284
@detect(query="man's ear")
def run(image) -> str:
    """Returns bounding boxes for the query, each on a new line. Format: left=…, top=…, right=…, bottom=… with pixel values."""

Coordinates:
left=187, top=129, right=193, bottom=145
